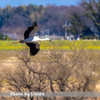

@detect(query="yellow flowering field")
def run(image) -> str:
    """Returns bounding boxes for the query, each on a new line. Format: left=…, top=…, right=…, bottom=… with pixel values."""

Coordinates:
left=0, top=40, right=100, bottom=51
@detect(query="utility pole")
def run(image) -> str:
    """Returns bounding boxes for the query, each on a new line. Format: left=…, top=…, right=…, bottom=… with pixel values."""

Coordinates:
left=47, top=28, right=49, bottom=38
left=63, top=21, right=71, bottom=39
left=41, top=29, right=49, bottom=38
left=63, top=21, right=68, bottom=39
left=41, top=30, right=45, bottom=38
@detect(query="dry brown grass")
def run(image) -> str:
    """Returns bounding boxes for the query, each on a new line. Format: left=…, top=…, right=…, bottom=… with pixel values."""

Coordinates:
left=0, top=50, right=100, bottom=100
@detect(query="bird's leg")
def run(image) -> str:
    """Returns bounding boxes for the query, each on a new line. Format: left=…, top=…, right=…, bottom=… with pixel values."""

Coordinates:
left=12, top=41, right=20, bottom=44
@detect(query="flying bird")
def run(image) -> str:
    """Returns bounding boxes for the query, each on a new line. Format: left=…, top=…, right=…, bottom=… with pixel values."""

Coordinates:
left=13, top=21, right=54, bottom=56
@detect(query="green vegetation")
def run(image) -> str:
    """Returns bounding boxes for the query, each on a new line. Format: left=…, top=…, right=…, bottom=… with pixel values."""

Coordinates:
left=69, top=12, right=94, bottom=37
left=0, top=40, right=100, bottom=51
left=0, top=33, right=12, bottom=40
left=81, top=0, right=100, bottom=33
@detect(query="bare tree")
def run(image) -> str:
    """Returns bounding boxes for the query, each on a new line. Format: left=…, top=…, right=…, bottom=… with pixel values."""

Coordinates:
left=2, top=42, right=100, bottom=100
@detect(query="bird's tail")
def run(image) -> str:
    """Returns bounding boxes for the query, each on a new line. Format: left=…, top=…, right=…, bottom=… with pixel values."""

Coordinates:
left=19, top=40, right=25, bottom=43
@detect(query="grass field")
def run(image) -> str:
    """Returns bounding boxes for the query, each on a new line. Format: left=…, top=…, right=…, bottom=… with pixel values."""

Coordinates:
left=0, top=40, right=100, bottom=51
left=1, top=40, right=100, bottom=93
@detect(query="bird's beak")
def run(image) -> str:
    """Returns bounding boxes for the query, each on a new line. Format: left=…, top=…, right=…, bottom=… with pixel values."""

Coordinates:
left=49, top=40, right=55, bottom=42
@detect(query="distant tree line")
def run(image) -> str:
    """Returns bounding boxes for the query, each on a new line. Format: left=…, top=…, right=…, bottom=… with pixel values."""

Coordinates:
left=0, top=0, right=100, bottom=39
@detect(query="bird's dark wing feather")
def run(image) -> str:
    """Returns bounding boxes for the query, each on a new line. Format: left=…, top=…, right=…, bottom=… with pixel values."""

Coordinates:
left=24, top=21, right=37, bottom=39
left=26, top=43, right=40, bottom=56
left=24, top=21, right=39, bottom=56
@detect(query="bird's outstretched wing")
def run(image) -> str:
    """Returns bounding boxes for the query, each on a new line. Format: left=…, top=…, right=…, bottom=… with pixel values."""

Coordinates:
left=26, top=43, right=40, bottom=56
left=24, top=21, right=38, bottom=39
